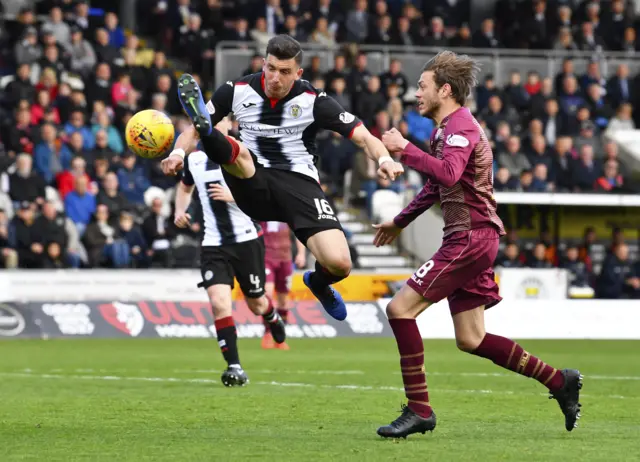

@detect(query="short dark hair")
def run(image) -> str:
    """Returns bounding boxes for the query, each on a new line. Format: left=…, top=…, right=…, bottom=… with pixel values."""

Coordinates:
left=266, top=35, right=302, bottom=64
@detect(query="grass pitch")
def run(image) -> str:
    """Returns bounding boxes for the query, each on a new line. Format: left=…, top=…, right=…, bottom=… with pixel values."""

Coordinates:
left=1, top=338, right=638, bottom=461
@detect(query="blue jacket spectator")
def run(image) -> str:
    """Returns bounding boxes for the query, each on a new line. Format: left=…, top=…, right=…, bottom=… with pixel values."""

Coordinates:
left=406, top=109, right=435, bottom=143
left=92, top=111, right=124, bottom=154
left=64, top=176, right=96, bottom=235
left=105, top=12, right=126, bottom=49
left=596, top=244, right=634, bottom=299
left=117, top=153, right=150, bottom=205
left=64, top=109, right=95, bottom=151
left=33, top=124, right=72, bottom=184
left=118, top=211, right=150, bottom=268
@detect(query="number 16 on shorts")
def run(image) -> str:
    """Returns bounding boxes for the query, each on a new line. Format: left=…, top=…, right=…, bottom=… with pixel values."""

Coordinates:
left=314, top=198, right=337, bottom=221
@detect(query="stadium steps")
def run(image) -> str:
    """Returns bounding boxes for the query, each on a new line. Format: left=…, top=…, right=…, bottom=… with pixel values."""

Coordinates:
left=338, top=209, right=414, bottom=271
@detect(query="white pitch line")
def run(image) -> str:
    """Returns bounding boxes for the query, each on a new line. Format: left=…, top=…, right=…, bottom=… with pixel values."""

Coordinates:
left=1, top=371, right=638, bottom=401
left=172, top=369, right=365, bottom=375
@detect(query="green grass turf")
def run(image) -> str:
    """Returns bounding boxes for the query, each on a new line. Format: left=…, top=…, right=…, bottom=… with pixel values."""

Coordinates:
left=1, top=338, right=638, bottom=461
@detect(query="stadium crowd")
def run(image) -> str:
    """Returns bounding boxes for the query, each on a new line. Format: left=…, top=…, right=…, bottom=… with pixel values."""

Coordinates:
left=0, top=0, right=639, bottom=299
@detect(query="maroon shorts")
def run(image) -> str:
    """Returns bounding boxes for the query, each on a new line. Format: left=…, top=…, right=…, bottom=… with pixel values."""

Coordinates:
left=407, top=227, right=502, bottom=316
left=265, top=259, right=293, bottom=294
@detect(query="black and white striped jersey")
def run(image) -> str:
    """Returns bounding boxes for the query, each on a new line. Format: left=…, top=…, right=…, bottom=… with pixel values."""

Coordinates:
left=205, top=72, right=363, bottom=182
left=182, top=150, right=258, bottom=247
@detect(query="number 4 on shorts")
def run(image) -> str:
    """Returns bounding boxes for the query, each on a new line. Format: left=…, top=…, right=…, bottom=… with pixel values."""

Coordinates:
left=314, top=198, right=334, bottom=216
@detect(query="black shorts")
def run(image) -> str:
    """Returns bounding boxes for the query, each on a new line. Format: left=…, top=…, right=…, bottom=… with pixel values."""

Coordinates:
left=222, top=166, right=343, bottom=245
left=197, top=238, right=265, bottom=298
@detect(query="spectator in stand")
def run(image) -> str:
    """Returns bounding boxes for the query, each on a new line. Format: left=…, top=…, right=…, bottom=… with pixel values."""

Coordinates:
left=315, top=0, right=340, bottom=34
left=15, top=27, right=42, bottom=66
left=329, top=77, right=351, bottom=113
left=499, top=136, right=531, bottom=178
left=388, top=98, right=404, bottom=128
left=562, top=245, right=591, bottom=289
left=527, top=134, right=554, bottom=171
left=572, top=144, right=601, bottom=192
left=527, top=242, right=553, bottom=268
left=86, top=62, right=113, bottom=108
left=143, top=197, right=176, bottom=267
left=66, top=131, right=88, bottom=159
left=97, top=172, right=130, bottom=219
left=605, top=103, right=635, bottom=135
left=31, top=90, right=61, bottom=126
left=37, top=200, right=74, bottom=268
left=11, top=202, right=45, bottom=269
left=550, top=137, right=575, bottom=192
left=117, top=152, right=150, bottom=205
left=324, top=55, right=348, bottom=97
left=57, top=155, right=94, bottom=200
left=559, top=76, right=584, bottom=117
left=475, top=74, right=499, bottom=114
left=41, top=6, right=71, bottom=47
left=6, top=63, right=36, bottom=108
left=64, top=110, right=94, bottom=151
left=594, top=159, right=625, bottom=192
left=577, top=21, right=605, bottom=51
left=345, top=0, right=369, bottom=43
left=310, top=17, right=335, bottom=47
left=450, top=23, right=473, bottom=47
left=83, top=203, right=130, bottom=268
left=355, top=75, right=386, bottom=128
left=368, top=14, right=394, bottom=46
left=94, top=28, right=120, bottom=66
left=607, top=64, right=632, bottom=109
left=68, top=27, right=97, bottom=79
left=620, top=26, right=637, bottom=53
left=283, top=15, right=307, bottom=42
left=91, top=112, right=124, bottom=155
left=8, top=154, right=46, bottom=206
left=118, top=210, right=150, bottom=268
left=6, top=108, right=36, bottom=155
left=496, top=243, right=523, bottom=268
left=574, top=120, right=603, bottom=156
left=64, top=175, right=96, bottom=236
left=554, top=27, right=578, bottom=51
left=370, top=110, right=391, bottom=140
left=104, top=12, right=125, bottom=49
left=73, top=0, right=92, bottom=34
left=473, top=18, right=499, bottom=48
left=494, top=167, right=518, bottom=191
left=318, top=131, right=357, bottom=195
left=34, top=123, right=72, bottom=185
left=152, top=74, right=181, bottom=115
left=596, top=243, right=635, bottom=299
left=602, top=142, right=629, bottom=176
left=424, top=16, right=448, bottom=47
left=0, top=209, right=18, bottom=268
left=347, top=52, right=370, bottom=103
left=112, top=73, right=133, bottom=108
left=585, top=83, right=613, bottom=128
left=379, top=59, right=408, bottom=99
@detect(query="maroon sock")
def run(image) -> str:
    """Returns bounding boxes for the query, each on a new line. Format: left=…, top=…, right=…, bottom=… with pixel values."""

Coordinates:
left=389, top=318, right=432, bottom=418
left=472, top=333, right=565, bottom=391
left=277, top=308, right=289, bottom=324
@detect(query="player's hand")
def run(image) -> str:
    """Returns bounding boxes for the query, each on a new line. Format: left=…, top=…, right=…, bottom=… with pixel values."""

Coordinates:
left=382, top=128, right=409, bottom=153
left=161, top=152, right=184, bottom=176
left=174, top=212, right=191, bottom=228
left=377, top=160, right=404, bottom=182
left=294, top=251, right=306, bottom=269
left=372, top=220, right=402, bottom=247
left=208, top=183, right=234, bottom=202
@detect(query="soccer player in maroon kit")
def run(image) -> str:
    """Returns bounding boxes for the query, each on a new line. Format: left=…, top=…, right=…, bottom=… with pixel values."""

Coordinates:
left=260, top=221, right=306, bottom=350
left=373, top=51, right=583, bottom=438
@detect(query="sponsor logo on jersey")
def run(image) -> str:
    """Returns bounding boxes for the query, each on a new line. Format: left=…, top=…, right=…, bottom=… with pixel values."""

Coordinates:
left=446, top=134, right=470, bottom=147
left=339, top=112, right=355, bottom=124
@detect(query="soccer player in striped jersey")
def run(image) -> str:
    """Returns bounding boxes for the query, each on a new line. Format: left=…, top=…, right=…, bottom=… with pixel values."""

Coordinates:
left=161, top=34, right=404, bottom=323
left=174, top=119, right=286, bottom=387
left=373, top=51, right=582, bottom=438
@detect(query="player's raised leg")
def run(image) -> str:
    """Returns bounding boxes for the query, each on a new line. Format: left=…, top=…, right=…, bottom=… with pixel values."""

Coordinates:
left=303, top=229, right=351, bottom=321
left=452, top=304, right=583, bottom=431
left=376, top=284, right=437, bottom=439
left=175, top=77, right=256, bottom=179
left=206, top=284, right=249, bottom=387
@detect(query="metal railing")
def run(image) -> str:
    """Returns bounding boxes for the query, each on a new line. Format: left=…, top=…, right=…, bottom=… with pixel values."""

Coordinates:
left=214, top=40, right=640, bottom=89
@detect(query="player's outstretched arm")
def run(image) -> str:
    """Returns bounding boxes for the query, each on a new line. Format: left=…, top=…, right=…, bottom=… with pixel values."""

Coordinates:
left=350, top=125, right=404, bottom=181
left=174, top=180, right=195, bottom=228
left=393, top=181, right=440, bottom=228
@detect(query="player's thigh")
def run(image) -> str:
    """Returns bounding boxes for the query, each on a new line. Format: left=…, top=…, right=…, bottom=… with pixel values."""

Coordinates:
left=409, top=230, right=498, bottom=306
left=265, top=170, right=344, bottom=245
left=222, top=166, right=281, bottom=222
left=205, top=284, right=233, bottom=319
left=386, top=283, right=432, bottom=319
left=231, top=238, right=266, bottom=299
left=305, top=229, right=352, bottom=273
left=199, top=246, right=235, bottom=293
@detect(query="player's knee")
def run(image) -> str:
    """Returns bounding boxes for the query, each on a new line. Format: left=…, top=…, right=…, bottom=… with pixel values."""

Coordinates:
left=455, top=334, right=484, bottom=353
left=385, top=298, right=406, bottom=319
left=325, top=254, right=352, bottom=278
left=246, top=295, right=268, bottom=315
left=209, top=294, right=232, bottom=319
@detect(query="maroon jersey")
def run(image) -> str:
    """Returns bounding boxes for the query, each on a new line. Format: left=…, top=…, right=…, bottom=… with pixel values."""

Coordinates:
left=394, top=107, right=505, bottom=237
left=261, top=221, right=292, bottom=263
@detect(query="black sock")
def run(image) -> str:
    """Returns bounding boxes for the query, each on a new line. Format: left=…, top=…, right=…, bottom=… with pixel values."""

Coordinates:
left=199, top=128, right=238, bottom=164
left=214, top=317, right=240, bottom=366
left=262, top=305, right=278, bottom=323
left=309, top=261, right=348, bottom=292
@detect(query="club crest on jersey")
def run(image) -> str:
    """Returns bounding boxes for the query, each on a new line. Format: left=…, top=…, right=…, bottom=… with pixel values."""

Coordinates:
left=339, top=112, right=355, bottom=124
left=446, top=134, right=470, bottom=147
left=290, top=104, right=302, bottom=119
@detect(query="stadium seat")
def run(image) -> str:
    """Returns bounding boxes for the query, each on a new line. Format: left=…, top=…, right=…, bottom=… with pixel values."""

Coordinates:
left=371, top=189, right=403, bottom=224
